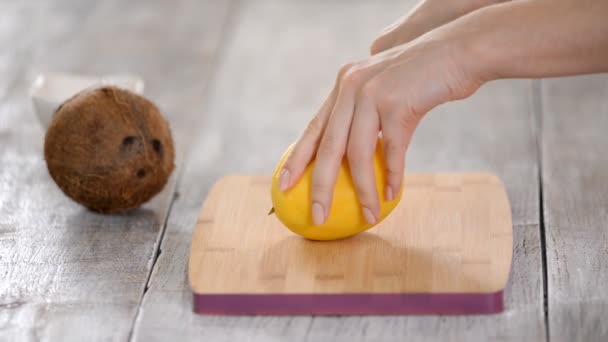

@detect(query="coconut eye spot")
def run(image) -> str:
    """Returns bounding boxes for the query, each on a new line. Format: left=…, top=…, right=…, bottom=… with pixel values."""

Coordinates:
left=137, top=168, right=147, bottom=178
left=152, top=139, right=163, bottom=155
left=123, top=136, right=137, bottom=146
left=100, top=87, right=113, bottom=96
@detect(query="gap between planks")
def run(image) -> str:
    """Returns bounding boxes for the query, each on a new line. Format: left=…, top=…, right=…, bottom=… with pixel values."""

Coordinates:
left=532, top=78, right=550, bottom=342
left=127, top=0, right=243, bottom=340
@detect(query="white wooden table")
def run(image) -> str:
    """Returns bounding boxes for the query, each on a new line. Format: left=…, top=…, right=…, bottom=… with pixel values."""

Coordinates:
left=1, top=1, right=606, bottom=341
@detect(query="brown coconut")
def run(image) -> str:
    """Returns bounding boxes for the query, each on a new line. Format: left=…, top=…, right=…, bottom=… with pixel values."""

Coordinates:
left=44, top=86, right=175, bottom=213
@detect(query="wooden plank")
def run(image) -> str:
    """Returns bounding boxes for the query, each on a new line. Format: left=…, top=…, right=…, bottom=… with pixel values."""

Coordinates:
left=0, top=1, right=231, bottom=340
left=134, top=0, right=545, bottom=340
left=541, top=74, right=608, bottom=341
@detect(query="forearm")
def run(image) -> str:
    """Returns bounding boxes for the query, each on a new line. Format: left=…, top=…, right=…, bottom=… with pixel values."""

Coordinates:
left=370, top=0, right=510, bottom=54
left=399, top=0, right=508, bottom=39
left=442, top=0, right=608, bottom=81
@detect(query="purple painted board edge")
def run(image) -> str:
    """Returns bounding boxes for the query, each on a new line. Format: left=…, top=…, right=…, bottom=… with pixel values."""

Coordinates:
left=192, top=291, right=504, bottom=316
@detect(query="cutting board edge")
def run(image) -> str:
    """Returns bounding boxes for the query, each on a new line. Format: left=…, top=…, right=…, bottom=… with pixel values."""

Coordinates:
left=191, top=290, right=505, bottom=316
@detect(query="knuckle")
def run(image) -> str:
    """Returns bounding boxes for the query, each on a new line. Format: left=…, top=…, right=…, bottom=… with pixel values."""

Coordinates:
left=341, top=68, right=365, bottom=90
left=380, top=134, right=406, bottom=173
left=394, top=167, right=406, bottom=181
left=304, top=115, right=324, bottom=136
left=318, top=136, right=344, bottom=157
left=361, top=80, right=380, bottom=98
left=369, top=35, right=388, bottom=55
left=383, top=109, right=419, bottom=132
left=377, top=92, right=402, bottom=113
left=386, top=167, right=404, bottom=183
left=337, top=63, right=354, bottom=79
left=369, top=40, right=381, bottom=55
left=282, top=151, right=295, bottom=169
left=347, top=142, right=368, bottom=165
left=382, top=136, right=402, bottom=155
left=357, top=191, right=376, bottom=206
left=354, top=182, right=379, bottom=207
left=283, top=145, right=302, bottom=168
left=336, top=63, right=354, bottom=87
left=311, top=181, right=331, bottom=199
left=397, top=111, right=421, bottom=132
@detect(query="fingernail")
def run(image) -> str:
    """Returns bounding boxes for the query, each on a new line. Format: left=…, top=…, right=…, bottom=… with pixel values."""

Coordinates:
left=362, top=207, right=377, bottom=225
left=279, top=169, right=290, bottom=191
left=312, top=202, right=325, bottom=225
left=385, top=186, right=394, bottom=201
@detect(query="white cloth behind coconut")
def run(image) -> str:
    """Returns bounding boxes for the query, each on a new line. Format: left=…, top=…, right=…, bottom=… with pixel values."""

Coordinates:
left=30, top=72, right=145, bottom=129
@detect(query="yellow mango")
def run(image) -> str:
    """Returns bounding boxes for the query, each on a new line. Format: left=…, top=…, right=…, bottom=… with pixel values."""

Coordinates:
left=270, top=138, right=403, bottom=240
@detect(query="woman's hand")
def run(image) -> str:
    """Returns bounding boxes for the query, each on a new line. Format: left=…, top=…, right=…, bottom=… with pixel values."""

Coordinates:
left=278, top=30, right=484, bottom=226
left=278, top=0, right=608, bottom=227
left=370, top=0, right=507, bottom=55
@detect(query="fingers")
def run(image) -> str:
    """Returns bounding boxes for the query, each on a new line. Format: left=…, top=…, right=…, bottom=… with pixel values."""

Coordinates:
left=370, top=19, right=425, bottom=56
left=278, top=94, right=334, bottom=191
left=370, top=34, right=396, bottom=56
left=379, top=111, right=408, bottom=203
left=370, top=6, right=415, bottom=55
left=370, top=6, right=419, bottom=55
left=279, top=65, right=353, bottom=191
left=377, top=79, right=424, bottom=201
left=347, top=91, right=381, bottom=225
left=370, top=0, right=480, bottom=55
left=310, top=82, right=357, bottom=225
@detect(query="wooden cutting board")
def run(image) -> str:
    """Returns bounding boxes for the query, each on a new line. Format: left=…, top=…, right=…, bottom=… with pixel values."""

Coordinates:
left=188, top=173, right=513, bottom=315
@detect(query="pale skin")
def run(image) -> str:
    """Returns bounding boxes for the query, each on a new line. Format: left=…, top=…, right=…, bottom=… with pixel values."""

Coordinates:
left=279, top=0, right=608, bottom=226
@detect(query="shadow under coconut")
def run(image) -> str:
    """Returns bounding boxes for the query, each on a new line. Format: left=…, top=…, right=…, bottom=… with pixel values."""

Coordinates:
left=52, top=207, right=165, bottom=299
left=61, top=206, right=161, bottom=252
left=65, top=206, right=161, bottom=231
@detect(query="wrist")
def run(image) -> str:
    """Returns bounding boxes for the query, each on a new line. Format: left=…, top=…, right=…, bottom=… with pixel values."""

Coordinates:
left=459, top=24, right=500, bottom=83
left=439, top=5, right=505, bottom=84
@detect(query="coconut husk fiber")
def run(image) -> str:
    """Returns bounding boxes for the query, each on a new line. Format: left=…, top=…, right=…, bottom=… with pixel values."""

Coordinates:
left=44, top=86, right=175, bottom=213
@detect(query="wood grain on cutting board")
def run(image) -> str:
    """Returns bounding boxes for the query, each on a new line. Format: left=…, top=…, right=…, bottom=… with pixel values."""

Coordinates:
left=189, top=173, right=512, bottom=297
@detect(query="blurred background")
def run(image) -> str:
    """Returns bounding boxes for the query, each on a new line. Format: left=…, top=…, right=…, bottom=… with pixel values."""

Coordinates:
left=2, top=0, right=605, bottom=341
